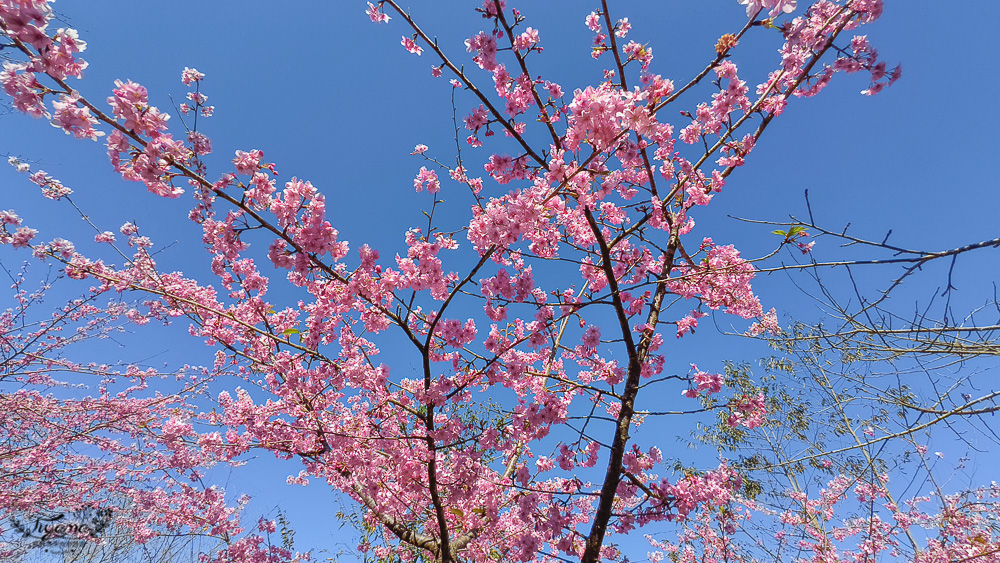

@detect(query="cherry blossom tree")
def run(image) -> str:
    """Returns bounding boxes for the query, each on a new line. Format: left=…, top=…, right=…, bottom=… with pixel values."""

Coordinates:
left=3, top=1, right=998, bottom=562
left=0, top=264, right=274, bottom=560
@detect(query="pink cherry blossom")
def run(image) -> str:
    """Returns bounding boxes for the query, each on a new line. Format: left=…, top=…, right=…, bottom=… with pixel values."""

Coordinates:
left=366, top=2, right=390, bottom=23
left=615, top=18, right=631, bottom=38
left=738, top=0, right=797, bottom=18
left=413, top=166, right=440, bottom=194
left=514, top=27, right=539, bottom=52
left=401, top=36, right=422, bottom=55
left=51, top=93, right=103, bottom=140
left=181, top=66, right=205, bottom=85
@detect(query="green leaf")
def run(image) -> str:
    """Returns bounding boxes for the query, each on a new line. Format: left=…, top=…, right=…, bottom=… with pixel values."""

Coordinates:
left=282, top=328, right=299, bottom=336
left=772, top=229, right=787, bottom=237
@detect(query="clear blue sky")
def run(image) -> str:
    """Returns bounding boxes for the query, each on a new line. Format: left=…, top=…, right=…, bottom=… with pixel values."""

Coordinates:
left=3, top=1, right=999, bottom=559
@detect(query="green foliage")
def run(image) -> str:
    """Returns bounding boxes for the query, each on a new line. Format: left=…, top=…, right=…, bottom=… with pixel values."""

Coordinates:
left=277, top=510, right=296, bottom=552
